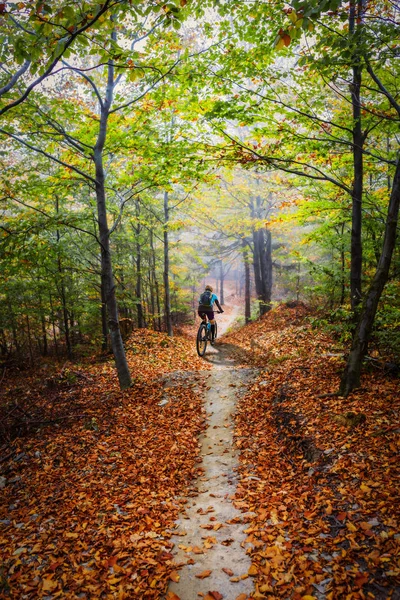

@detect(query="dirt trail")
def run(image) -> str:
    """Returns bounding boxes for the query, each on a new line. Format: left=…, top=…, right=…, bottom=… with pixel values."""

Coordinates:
left=167, top=306, right=257, bottom=600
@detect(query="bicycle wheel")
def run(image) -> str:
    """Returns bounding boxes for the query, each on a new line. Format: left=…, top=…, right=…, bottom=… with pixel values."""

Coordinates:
left=214, top=321, right=218, bottom=340
left=196, top=323, right=207, bottom=357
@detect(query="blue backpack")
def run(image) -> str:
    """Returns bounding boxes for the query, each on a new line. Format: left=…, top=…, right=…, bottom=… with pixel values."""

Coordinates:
left=199, top=291, right=213, bottom=307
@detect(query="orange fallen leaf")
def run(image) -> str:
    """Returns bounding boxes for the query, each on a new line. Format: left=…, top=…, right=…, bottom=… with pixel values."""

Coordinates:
left=166, top=593, right=181, bottom=600
left=42, top=578, right=58, bottom=592
left=208, top=592, right=223, bottom=600
left=192, top=546, right=204, bottom=554
left=222, top=568, right=234, bottom=576
left=195, top=570, right=212, bottom=579
left=169, top=571, right=180, bottom=582
left=248, top=564, right=258, bottom=576
left=235, top=595, right=247, bottom=600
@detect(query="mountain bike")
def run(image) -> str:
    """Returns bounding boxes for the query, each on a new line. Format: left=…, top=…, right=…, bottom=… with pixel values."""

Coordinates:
left=196, top=318, right=218, bottom=357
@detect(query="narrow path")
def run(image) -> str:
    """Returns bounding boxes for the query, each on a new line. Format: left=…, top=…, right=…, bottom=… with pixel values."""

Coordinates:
left=167, top=307, right=256, bottom=600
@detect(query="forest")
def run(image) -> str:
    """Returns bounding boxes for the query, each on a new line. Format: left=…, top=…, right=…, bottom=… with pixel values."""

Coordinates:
left=0, top=1, right=399, bottom=599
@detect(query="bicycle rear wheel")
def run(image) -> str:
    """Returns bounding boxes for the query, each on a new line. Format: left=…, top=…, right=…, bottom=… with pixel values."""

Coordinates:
left=196, top=323, right=207, bottom=357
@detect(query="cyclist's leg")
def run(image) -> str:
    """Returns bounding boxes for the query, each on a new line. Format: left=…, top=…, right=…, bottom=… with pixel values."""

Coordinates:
left=206, top=310, right=216, bottom=342
left=198, top=310, right=207, bottom=338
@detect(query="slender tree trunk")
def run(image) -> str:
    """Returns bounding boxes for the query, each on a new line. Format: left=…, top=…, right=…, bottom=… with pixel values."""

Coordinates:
left=25, top=314, right=34, bottom=366
left=39, top=293, right=48, bottom=356
left=340, top=157, right=400, bottom=395
left=219, top=260, right=225, bottom=305
left=340, top=223, right=346, bottom=305
left=242, top=240, right=251, bottom=323
left=349, top=0, right=364, bottom=309
left=100, top=279, right=108, bottom=351
left=148, top=235, right=156, bottom=326
left=93, top=55, right=131, bottom=389
left=163, top=191, right=173, bottom=336
left=70, top=312, right=75, bottom=346
left=9, top=304, right=20, bottom=356
left=135, top=245, right=144, bottom=328
left=0, top=329, right=7, bottom=356
left=135, top=199, right=144, bottom=328
left=57, top=253, right=72, bottom=359
left=41, top=314, right=48, bottom=356
left=55, top=197, right=72, bottom=359
left=259, top=228, right=272, bottom=311
left=250, top=200, right=263, bottom=306
left=150, top=229, right=161, bottom=331
left=250, top=197, right=272, bottom=315
left=49, top=293, right=59, bottom=357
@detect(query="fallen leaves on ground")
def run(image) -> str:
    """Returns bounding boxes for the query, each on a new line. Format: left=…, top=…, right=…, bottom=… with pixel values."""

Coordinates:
left=195, top=569, right=212, bottom=579
left=226, top=303, right=400, bottom=599
left=0, top=329, right=210, bottom=599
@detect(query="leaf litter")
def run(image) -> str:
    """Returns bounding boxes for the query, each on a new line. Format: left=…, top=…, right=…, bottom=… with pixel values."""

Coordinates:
left=1, top=305, right=399, bottom=599
left=0, top=329, right=210, bottom=599
left=224, top=303, right=400, bottom=599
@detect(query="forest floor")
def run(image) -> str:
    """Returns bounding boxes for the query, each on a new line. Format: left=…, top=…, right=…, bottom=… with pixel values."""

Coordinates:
left=0, top=299, right=399, bottom=600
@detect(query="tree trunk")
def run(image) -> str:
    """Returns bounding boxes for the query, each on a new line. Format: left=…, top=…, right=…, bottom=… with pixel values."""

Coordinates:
left=251, top=197, right=272, bottom=315
left=135, top=199, right=144, bottom=328
left=259, top=228, right=272, bottom=312
left=0, top=329, right=7, bottom=356
left=219, top=260, right=225, bottom=305
left=340, top=223, right=346, bottom=306
left=55, top=197, right=72, bottom=359
left=349, top=0, right=364, bottom=309
left=339, top=157, right=400, bottom=395
left=58, top=255, right=72, bottom=359
left=135, top=244, right=144, bottom=328
left=49, top=293, right=59, bottom=357
left=148, top=234, right=156, bottom=327
left=150, top=228, right=161, bottom=331
left=93, top=55, right=131, bottom=390
left=41, top=314, right=48, bottom=356
left=242, top=240, right=251, bottom=323
left=25, top=314, right=34, bottom=366
left=100, top=279, right=108, bottom=351
left=163, top=191, right=173, bottom=336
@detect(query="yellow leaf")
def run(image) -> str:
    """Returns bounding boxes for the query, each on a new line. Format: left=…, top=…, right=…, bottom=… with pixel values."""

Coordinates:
left=270, top=509, right=279, bottom=524
left=42, top=578, right=58, bottom=592
left=360, top=483, right=371, bottom=494
left=169, top=571, right=180, bottom=582
left=248, top=564, right=258, bottom=576
left=276, top=37, right=286, bottom=50
left=346, top=522, right=357, bottom=532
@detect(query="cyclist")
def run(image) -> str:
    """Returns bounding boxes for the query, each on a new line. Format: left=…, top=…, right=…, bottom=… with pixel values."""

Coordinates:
left=198, top=284, right=224, bottom=345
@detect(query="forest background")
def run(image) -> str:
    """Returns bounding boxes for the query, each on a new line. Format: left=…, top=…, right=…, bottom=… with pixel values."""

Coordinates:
left=0, top=0, right=399, bottom=393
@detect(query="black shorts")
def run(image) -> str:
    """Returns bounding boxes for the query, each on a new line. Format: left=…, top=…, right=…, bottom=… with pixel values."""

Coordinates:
left=198, top=309, right=214, bottom=321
